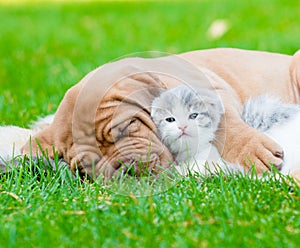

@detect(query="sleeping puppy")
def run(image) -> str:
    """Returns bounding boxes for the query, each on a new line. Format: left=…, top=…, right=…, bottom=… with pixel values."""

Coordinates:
left=21, top=48, right=300, bottom=180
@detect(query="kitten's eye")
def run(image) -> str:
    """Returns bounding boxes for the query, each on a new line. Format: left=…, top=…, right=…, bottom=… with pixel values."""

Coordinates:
left=189, top=113, right=198, bottom=120
left=165, top=117, right=176, bottom=122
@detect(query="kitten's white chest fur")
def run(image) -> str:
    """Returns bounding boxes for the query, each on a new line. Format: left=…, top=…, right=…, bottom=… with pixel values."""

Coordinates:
left=175, top=144, right=225, bottom=175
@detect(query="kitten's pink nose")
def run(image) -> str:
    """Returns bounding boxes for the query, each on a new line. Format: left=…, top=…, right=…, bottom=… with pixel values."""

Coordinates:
left=179, top=126, right=187, bottom=132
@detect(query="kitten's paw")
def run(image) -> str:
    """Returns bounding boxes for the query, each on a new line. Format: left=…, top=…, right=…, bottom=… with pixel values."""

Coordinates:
left=222, top=129, right=283, bottom=173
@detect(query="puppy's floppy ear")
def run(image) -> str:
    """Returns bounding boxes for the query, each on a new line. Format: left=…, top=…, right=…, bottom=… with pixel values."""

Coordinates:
left=290, top=50, right=300, bottom=93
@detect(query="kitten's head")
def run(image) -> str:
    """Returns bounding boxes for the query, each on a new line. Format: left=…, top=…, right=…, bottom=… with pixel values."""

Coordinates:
left=151, top=85, right=224, bottom=157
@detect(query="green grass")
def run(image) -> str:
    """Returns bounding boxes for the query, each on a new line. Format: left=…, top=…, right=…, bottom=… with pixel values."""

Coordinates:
left=1, top=0, right=300, bottom=247
left=1, top=159, right=299, bottom=248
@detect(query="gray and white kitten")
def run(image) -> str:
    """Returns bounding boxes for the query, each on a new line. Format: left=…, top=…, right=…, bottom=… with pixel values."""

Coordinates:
left=151, top=85, right=237, bottom=175
left=151, top=85, right=300, bottom=176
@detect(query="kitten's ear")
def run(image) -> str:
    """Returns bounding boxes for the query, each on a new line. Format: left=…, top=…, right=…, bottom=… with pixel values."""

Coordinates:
left=150, top=98, right=158, bottom=119
left=196, top=88, right=225, bottom=114
left=151, top=95, right=167, bottom=123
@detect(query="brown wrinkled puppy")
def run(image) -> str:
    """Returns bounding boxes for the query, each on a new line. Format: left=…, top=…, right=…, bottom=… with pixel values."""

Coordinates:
left=22, top=48, right=300, bottom=180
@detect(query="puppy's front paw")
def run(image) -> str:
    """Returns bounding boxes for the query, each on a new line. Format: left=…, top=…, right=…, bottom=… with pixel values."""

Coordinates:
left=222, top=128, right=283, bottom=173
